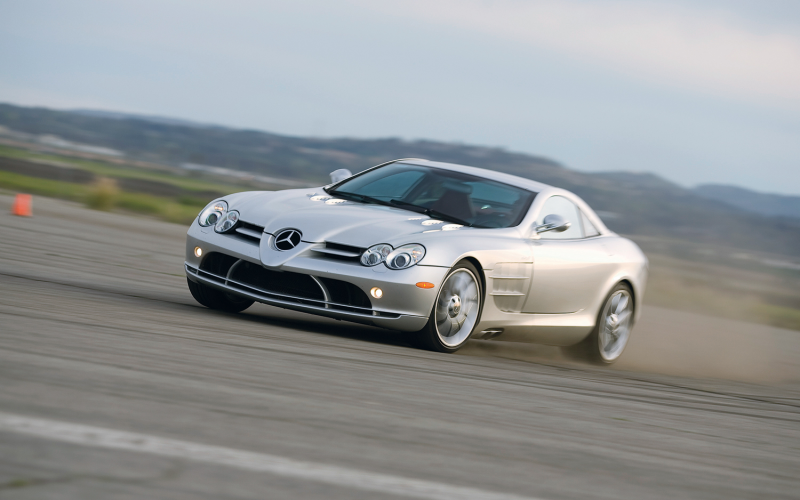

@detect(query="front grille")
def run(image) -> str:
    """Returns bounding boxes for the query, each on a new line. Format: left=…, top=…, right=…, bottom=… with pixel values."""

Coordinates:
left=318, top=277, right=372, bottom=309
left=196, top=252, right=379, bottom=315
left=230, top=260, right=325, bottom=303
left=201, top=252, right=239, bottom=276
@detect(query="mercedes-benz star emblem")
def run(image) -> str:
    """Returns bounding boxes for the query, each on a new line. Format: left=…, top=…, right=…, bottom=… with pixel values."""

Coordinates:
left=274, top=229, right=302, bottom=251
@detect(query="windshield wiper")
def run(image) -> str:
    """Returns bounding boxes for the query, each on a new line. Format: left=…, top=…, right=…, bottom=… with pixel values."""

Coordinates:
left=325, top=189, right=394, bottom=208
left=389, top=200, right=473, bottom=227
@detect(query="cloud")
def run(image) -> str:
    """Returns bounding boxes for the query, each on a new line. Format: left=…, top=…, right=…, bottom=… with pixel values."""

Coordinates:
left=354, top=0, right=800, bottom=108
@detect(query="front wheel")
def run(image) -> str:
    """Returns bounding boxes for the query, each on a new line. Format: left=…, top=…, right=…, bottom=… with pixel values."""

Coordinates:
left=562, top=282, right=634, bottom=364
left=410, top=261, right=483, bottom=353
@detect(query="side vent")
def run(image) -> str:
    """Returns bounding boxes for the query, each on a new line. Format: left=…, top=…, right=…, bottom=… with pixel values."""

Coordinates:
left=489, top=262, right=532, bottom=313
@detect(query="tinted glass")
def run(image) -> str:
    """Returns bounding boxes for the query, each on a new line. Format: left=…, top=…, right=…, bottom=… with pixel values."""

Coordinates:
left=581, top=211, right=600, bottom=237
left=344, top=170, right=424, bottom=200
left=330, top=163, right=536, bottom=228
left=537, top=195, right=583, bottom=239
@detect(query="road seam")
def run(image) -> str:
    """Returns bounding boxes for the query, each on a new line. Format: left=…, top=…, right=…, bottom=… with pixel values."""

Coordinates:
left=0, top=412, right=540, bottom=500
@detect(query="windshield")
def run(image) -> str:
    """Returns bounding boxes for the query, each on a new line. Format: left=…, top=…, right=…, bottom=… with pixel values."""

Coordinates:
left=326, top=163, right=536, bottom=228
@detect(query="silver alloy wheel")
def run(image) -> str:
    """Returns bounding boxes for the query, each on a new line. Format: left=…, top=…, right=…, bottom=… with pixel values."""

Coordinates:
left=435, top=268, right=480, bottom=347
left=598, top=289, right=633, bottom=362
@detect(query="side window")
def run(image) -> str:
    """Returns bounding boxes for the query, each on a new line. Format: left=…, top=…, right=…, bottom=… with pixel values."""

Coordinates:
left=536, top=196, right=583, bottom=240
left=581, top=210, right=600, bottom=237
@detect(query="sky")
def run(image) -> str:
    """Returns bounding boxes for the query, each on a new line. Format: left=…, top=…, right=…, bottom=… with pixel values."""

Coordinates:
left=1, top=0, right=799, bottom=195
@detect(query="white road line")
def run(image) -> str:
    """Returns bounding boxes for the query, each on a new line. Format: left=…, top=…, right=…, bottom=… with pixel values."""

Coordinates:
left=0, top=412, right=540, bottom=500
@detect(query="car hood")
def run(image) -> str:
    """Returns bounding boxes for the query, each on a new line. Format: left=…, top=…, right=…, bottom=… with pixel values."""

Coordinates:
left=227, top=188, right=465, bottom=247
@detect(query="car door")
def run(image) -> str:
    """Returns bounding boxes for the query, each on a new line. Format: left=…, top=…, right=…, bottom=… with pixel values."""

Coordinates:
left=522, top=195, right=610, bottom=314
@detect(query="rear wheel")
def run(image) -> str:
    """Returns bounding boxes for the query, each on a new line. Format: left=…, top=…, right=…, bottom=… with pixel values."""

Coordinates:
left=562, top=282, right=634, bottom=364
left=187, top=278, right=254, bottom=313
left=410, top=261, right=483, bottom=353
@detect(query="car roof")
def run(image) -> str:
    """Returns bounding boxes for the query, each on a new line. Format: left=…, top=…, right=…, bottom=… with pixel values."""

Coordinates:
left=396, top=158, right=553, bottom=193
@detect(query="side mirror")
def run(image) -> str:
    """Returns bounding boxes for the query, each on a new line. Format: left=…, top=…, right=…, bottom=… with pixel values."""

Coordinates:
left=329, top=169, right=352, bottom=184
left=535, top=214, right=571, bottom=234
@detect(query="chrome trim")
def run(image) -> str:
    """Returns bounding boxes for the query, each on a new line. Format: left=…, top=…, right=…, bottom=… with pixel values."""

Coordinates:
left=489, top=292, right=526, bottom=296
left=488, top=276, right=529, bottom=280
left=273, top=229, right=302, bottom=251
left=478, top=329, right=504, bottom=340
left=309, top=275, right=331, bottom=309
left=185, top=264, right=398, bottom=319
left=225, top=259, right=245, bottom=285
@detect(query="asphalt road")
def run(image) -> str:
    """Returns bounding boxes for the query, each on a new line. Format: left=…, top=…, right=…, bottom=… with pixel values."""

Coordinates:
left=1, top=194, right=799, bottom=499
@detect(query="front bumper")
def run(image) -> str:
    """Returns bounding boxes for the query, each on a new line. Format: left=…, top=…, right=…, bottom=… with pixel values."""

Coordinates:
left=185, top=224, right=446, bottom=331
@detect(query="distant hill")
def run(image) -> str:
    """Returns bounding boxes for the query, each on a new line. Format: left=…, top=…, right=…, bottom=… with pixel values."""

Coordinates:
left=71, top=109, right=219, bottom=129
left=694, top=184, right=800, bottom=220
left=1, top=102, right=798, bottom=257
left=0, top=103, right=563, bottom=183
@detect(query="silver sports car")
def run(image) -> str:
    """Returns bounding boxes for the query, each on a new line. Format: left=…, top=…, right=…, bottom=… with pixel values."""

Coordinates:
left=185, top=159, right=648, bottom=363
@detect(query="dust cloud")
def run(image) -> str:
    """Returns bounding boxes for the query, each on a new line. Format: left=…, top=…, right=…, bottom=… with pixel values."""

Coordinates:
left=460, top=305, right=800, bottom=385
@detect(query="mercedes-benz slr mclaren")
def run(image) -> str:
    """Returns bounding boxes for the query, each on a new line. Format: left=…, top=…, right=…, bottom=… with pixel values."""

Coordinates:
left=185, top=159, right=648, bottom=363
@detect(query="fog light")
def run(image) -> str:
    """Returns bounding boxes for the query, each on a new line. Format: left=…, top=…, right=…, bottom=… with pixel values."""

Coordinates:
left=194, top=246, right=203, bottom=257
left=416, top=282, right=434, bottom=289
left=370, top=287, right=383, bottom=299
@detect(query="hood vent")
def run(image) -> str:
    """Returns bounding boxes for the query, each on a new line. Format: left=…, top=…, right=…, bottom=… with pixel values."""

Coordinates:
left=231, top=221, right=264, bottom=244
left=311, top=242, right=363, bottom=260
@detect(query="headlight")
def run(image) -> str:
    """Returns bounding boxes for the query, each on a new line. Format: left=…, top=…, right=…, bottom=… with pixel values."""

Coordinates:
left=215, top=210, right=240, bottom=233
left=360, top=244, right=392, bottom=266
left=198, top=200, right=227, bottom=227
left=385, top=244, right=425, bottom=270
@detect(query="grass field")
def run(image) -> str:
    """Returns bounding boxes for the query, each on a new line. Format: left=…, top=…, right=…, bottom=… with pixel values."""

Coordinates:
left=2, top=143, right=798, bottom=331
left=0, top=144, right=269, bottom=198
left=0, top=170, right=203, bottom=223
left=0, top=143, right=290, bottom=223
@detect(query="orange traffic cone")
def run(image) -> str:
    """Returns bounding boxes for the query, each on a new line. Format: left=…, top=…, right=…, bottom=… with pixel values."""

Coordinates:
left=11, top=194, right=32, bottom=216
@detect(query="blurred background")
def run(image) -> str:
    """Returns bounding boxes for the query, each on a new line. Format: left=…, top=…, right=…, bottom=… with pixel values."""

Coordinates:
left=3, top=5, right=800, bottom=497
left=1, top=0, right=799, bottom=332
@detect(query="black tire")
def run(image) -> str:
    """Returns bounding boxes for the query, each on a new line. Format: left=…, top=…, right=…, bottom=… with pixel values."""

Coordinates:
left=410, top=261, right=483, bottom=353
left=187, top=278, right=254, bottom=313
left=561, top=282, right=634, bottom=365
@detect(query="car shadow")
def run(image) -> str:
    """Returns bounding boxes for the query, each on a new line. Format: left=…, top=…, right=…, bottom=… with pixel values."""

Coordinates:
left=196, top=302, right=412, bottom=349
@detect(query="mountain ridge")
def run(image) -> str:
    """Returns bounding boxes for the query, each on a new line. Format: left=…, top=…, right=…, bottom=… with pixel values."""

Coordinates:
left=0, top=102, right=798, bottom=257
left=693, top=184, right=800, bottom=220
